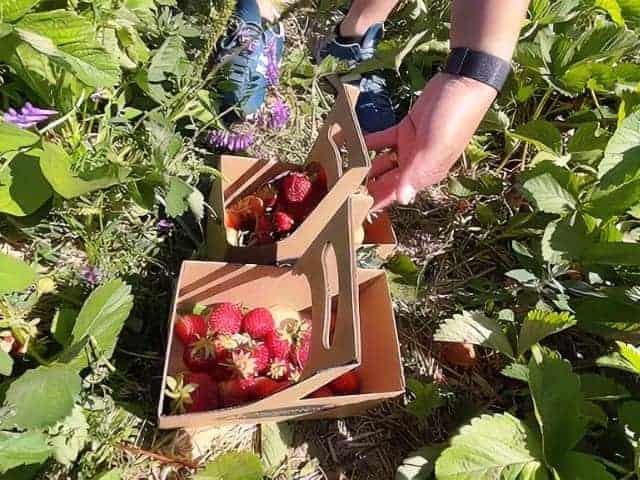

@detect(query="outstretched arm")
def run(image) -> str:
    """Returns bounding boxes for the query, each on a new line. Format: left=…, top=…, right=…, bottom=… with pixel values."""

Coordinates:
left=366, top=0, right=530, bottom=209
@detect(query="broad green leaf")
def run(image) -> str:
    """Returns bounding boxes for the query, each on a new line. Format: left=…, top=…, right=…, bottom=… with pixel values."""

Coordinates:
left=194, top=452, right=264, bottom=480
left=0, top=252, right=36, bottom=294
left=586, top=179, right=640, bottom=218
left=396, top=445, right=445, bottom=480
left=505, top=269, right=539, bottom=287
left=528, top=347, right=586, bottom=465
left=554, top=452, right=615, bottom=480
left=595, top=0, right=626, bottom=25
left=51, top=307, right=78, bottom=347
left=0, top=119, right=39, bottom=153
left=518, top=310, right=576, bottom=355
left=48, top=406, right=88, bottom=466
left=0, top=0, right=40, bottom=22
left=501, top=362, right=530, bottom=382
left=530, top=0, right=580, bottom=24
left=0, top=151, right=52, bottom=216
left=596, top=342, right=640, bottom=374
left=406, top=379, right=443, bottom=419
left=580, top=373, right=629, bottom=401
left=17, top=10, right=94, bottom=45
left=600, top=110, right=640, bottom=180
left=62, top=279, right=133, bottom=369
left=572, top=289, right=640, bottom=337
left=56, top=43, right=120, bottom=87
left=511, top=120, right=562, bottom=154
left=582, top=400, right=608, bottom=428
left=261, top=422, right=292, bottom=473
left=147, top=35, right=188, bottom=82
left=39, top=142, right=128, bottom=199
left=165, top=177, right=204, bottom=220
left=434, top=311, right=514, bottom=358
left=435, top=413, right=545, bottom=480
left=0, top=364, right=81, bottom=429
left=618, top=401, right=640, bottom=434
left=0, top=350, right=13, bottom=376
left=567, top=122, right=609, bottom=159
left=572, top=22, right=638, bottom=65
left=521, top=173, right=577, bottom=214
left=0, top=431, right=51, bottom=473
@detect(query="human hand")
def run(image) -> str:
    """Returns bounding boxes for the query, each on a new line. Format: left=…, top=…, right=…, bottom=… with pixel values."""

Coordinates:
left=365, top=73, right=497, bottom=210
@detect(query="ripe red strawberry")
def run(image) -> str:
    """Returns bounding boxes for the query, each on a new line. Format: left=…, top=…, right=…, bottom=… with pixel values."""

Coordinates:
left=218, top=377, right=255, bottom=407
left=273, top=211, right=295, bottom=233
left=252, top=343, right=270, bottom=373
left=267, top=359, right=290, bottom=381
left=174, top=314, right=206, bottom=345
left=281, top=172, right=312, bottom=204
left=207, top=303, right=242, bottom=335
left=254, top=215, right=275, bottom=244
left=183, top=336, right=217, bottom=372
left=441, top=342, right=477, bottom=368
left=166, top=372, right=218, bottom=413
left=265, top=330, right=293, bottom=360
left=252, top=377, right=289, bottom=399
left=242, top=308, right=275, bottom=339
left=328, top=371, right=360, bottom=395
left=308, top=386, right=332, bottom=398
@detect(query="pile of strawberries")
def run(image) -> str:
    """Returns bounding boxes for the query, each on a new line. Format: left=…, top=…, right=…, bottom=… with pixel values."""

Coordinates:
left=225, top=162, right=328, bottom=246
left=166, top=303, right=360, bottom=414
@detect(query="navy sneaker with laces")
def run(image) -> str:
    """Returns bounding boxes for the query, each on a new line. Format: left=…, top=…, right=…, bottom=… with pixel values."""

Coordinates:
left=215, top=0, right=284, bottom=121
left=316, top=23, right=397, bottom=134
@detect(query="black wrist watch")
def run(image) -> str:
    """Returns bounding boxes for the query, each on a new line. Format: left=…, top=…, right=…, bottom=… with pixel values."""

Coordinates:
left=443, top=47, right=512, bottom=92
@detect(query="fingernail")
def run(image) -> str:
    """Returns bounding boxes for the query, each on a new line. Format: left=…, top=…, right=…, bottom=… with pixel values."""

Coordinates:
left=398, top=185, right=416, bottom=205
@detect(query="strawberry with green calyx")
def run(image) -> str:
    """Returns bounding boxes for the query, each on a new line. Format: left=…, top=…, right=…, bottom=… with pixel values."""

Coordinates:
left=175, top=314, right=207, bottom=345
left=183, top=335, right=217, bottom=372
left=165, top=372, right=218, bottom=413
left=207, top=303, right=243, bottom=335
left=252, top=377, right=289, bottom=399
left=328, top=371, right=360, bottom=395
left=218, top=377, right=255, bottom=407
left=242, top=307, right=275, bottom=339
left=267, top=358, right=290, bottom=381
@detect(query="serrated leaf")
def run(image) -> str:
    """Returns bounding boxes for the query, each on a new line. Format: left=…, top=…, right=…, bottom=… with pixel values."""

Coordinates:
left=511, top=120, right=562, bottom=154
left=435, top=413, right=545, bottom=479
left=0, top=0, right=40, bottom=22
left=0, top=119, right=39, bottom=153
left=520, top=173, right=577, bottom=214
left=434, top=311, right=514, bottom=358
left=554, top=452, right=615, bottom=480
left=596, top=342, right=640, bottom=374
left=0, top=151, right=52, bottom=216
left=618, top=401, right=640, bottom=434
left=501, top=362, right=530, bottom=382
left=572, top=288, right=640, bottom=337
left=0, top=364, right=81, bottom=429
left=600, top=110, right=640, bottom=181
left=586, top=179, right=640, bottom=218
left=17, top=10, right=95, bottom=45
left=396, top=444, right=444, bottom=480
left=0, top=252, right=36, bottom=294
left=147, top=35, right=188, bottom=82
left=60, top=279, right=133, bottom=369
left=0, top=431, right=51, bottom=473
left=528, top=347, right=586, bottom=465
left=0, top=350, right=13, bottom=376
left=580, top=373, right=629, bottom=401
left=39, top=142, right=128, bottom=199
left=518, top=310, right=576, bottom=356
left=505, top=269, right=539, bottom=287
left=165, top=177, right=203, bottom=220
left=261, top=422, right=292, bottom=472
left=194, top=452, right=264, bottom=480
left=48, top=406, right=88, bottom=466
left=406, top=379, right=443, bottom=420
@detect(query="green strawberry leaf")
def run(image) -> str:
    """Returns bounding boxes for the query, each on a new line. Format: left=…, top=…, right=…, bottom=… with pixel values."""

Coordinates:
left=510, top=119, right=562, bottom=154
left=518, top=310, right=576, bottom=356
left=580, top=373, right=630, bottom=401
left=596, top=342, right=640, bottom=374
left=396, top=444, right=445, bottom=480
left=553, top=452, right=615, bottom=480
left=434, top=311, right=514, bottom=358
left=406, top=379, right=443, bottom=420
left=0, top=431, right=51, bottom=474
left=194, top=452, right=264, bottom=480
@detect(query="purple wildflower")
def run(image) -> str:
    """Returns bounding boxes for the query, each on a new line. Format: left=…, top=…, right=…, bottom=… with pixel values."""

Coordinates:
left=80, top=266, right=103, bottom=286
left=208, top=129, right=254, bottom=152
left=3, top=102, right=57, bottom=129
left=257, top=98, right=290, bottom=130
left=157, top=219, right=174, bottom=231
left=264, top=38, right=280, bottom=86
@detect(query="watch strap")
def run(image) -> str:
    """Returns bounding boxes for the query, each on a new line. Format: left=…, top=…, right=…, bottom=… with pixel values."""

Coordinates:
left=443, top=47, right=511, bottom=92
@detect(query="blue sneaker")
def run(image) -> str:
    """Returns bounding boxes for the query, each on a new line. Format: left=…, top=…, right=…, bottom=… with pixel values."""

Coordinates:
left=215, top=0, right=284, bottom=122
left=316, top=23, right=397, bottom=134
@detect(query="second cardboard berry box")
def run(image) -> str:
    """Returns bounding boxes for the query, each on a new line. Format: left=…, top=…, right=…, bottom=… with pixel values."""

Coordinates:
left=158, top=200, right=404, bottom=428
left=206, top=81, right=397, bottom=265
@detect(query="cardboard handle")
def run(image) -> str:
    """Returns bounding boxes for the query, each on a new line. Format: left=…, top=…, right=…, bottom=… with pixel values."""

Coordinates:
left=306, top=77, right=370, bottom=187
left=294, top=197, right=360, bottom=377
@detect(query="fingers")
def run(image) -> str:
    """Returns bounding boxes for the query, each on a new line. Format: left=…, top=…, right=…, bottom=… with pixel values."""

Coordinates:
left=367, top=169, right=401, bottom=211
left=368, top=151, right=398, bottom=179
left=365, top=125, right=398, bottom=151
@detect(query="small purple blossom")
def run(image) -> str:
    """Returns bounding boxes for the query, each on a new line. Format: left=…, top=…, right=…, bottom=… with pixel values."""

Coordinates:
left=264, top=38, right=280, bottom=86
left=80, top=266, right=103, bottom=286
left=208, top=129, right=254, bottom=152
left=3, top=102, right=57, bottom=129
left=157, top=219, right=175, bottom=231
left=257, top=98, right=290, bottom=130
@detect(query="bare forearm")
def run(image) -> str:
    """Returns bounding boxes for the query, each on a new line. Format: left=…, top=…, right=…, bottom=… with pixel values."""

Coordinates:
left=451, top=0, right=530, bottom=60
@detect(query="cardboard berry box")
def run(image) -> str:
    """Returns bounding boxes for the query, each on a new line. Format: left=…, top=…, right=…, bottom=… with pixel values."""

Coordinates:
left=206, top=80, right=397, bottom=265
left=158, top=201, right=404, bottom=429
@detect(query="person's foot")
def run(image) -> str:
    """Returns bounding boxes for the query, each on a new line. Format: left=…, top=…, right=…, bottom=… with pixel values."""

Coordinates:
left=315, top=22, right=397, bottom=134
left=215, top=0, right=284, bottom=122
